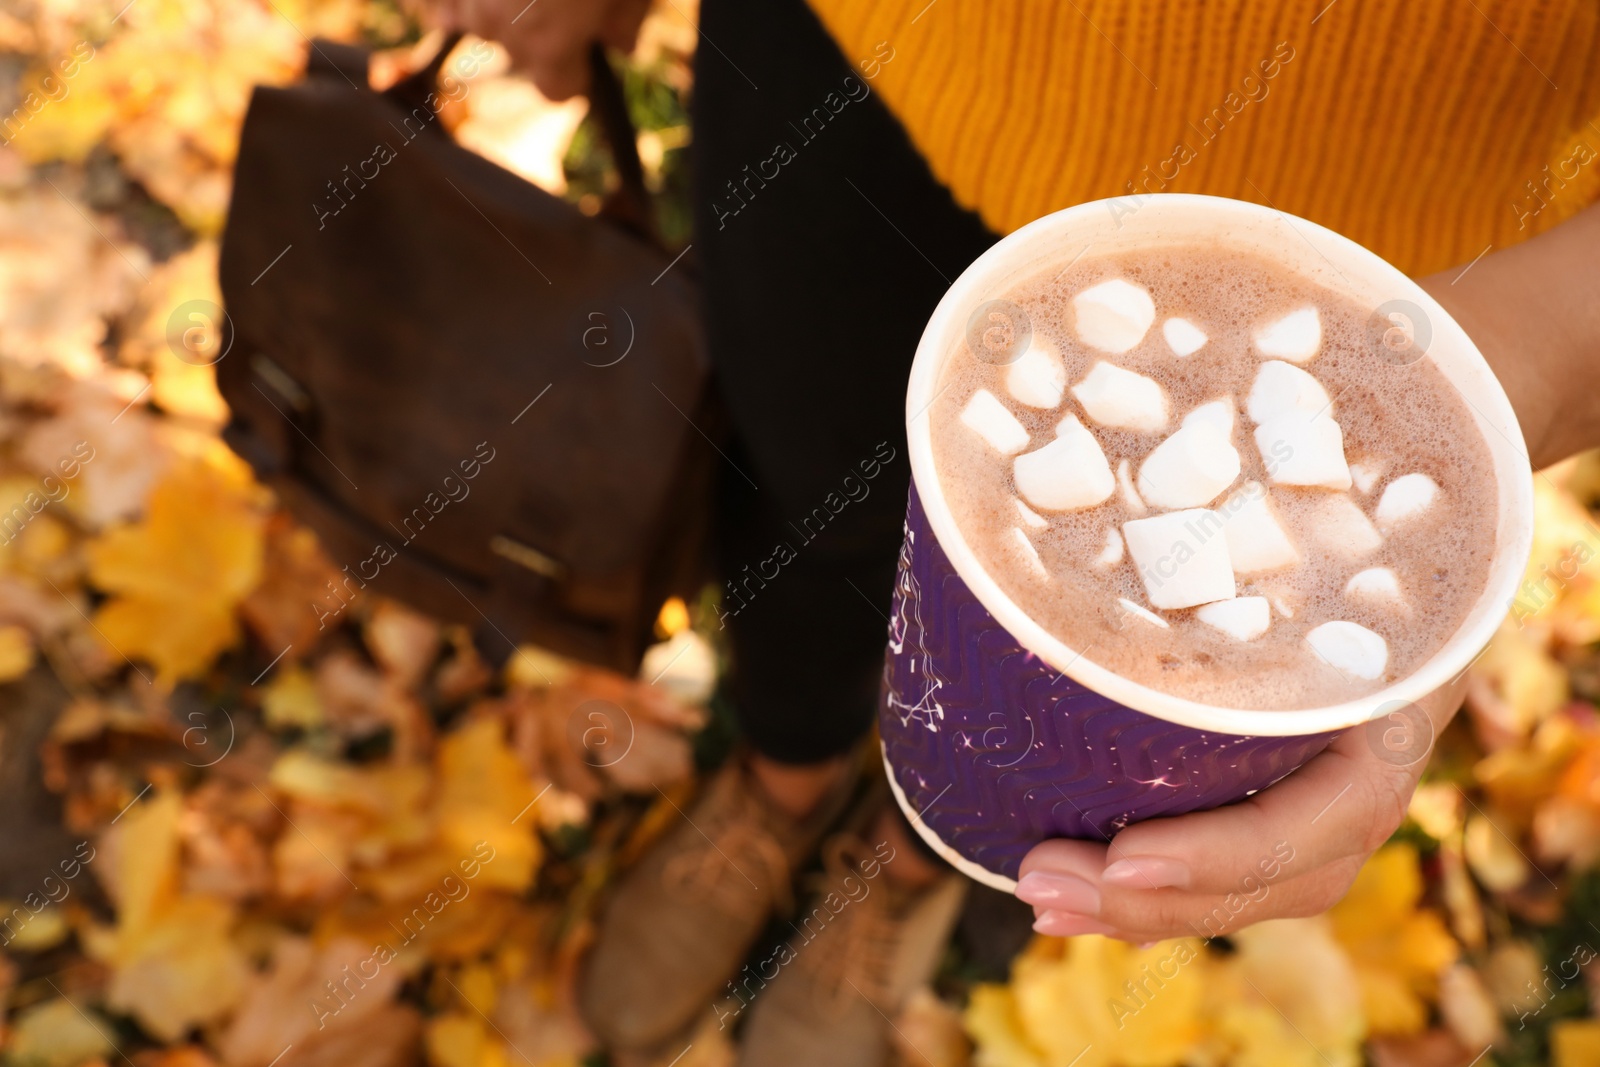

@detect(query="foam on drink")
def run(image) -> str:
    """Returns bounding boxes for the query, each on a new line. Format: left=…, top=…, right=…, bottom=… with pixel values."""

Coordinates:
left=928, top=246, right=1498, bottom=710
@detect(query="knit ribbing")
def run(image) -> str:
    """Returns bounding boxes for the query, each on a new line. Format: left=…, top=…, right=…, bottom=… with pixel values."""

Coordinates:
left=807, top=0, right=1600, bottom=274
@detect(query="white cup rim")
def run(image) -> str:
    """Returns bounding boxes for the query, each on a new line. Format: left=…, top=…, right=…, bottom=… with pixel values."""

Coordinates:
left=906, top=193, right=1535, bottom=738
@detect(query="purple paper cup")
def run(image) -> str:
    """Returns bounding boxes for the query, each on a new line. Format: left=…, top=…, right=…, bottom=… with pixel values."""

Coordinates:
left=881, top=193, right=1535, bottom=891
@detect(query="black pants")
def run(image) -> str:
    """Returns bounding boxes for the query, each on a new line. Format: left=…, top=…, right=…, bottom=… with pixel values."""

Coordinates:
left=692, top=0, right=998, bottom=764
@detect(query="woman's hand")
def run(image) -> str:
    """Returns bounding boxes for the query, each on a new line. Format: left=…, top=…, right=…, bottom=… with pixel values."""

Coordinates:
left=1018, top=203, right=1600, bottom=941
left=1018, top=677, right=1463, bottom=940
left=420, top=0, right=652, bottom=100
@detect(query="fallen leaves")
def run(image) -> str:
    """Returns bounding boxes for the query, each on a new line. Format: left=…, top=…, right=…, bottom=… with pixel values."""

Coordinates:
left=85, top=452, right=267, bottom=685
left=82, top=790, right=251, bottom=1040
left=5, top=996, right=115, bottom=1067
left=966, top=935, right=1209, bottom=1067
left=219, top=935, right=408, bottom=1066
left=1326, top=843, right=1459, bottom=1037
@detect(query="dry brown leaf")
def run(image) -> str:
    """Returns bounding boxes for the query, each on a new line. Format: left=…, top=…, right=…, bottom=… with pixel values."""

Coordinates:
left=1436, top=962, right=1504, bottom=1051
left=1367, top=1031, right=1476, bottom=1067
left=177, top=779, right=275, bottom=902
left=239, top=514, right=343, bottom=658
left=22, top=375, right=172, bottom=530
left=894, top=986, right=971, bottom=1067
left=365, top=598, right=442, bottom=691
left=271, top=1003, right=423, bottom=1067
left=314, top=648, right=433, bottom=762
left=219, top=935, right=408, bottom=1067
left=433, top=628, right=492, bottom=704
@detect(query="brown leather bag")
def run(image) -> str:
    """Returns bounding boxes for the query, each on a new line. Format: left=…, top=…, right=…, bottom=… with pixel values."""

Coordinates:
left=217, top=37, right=711, bottom=672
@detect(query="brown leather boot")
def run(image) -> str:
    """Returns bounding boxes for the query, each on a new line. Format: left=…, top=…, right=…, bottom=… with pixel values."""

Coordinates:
left=579, top=757, right=854, bottom=1052
left=733, top=833, right=968, bottom=1067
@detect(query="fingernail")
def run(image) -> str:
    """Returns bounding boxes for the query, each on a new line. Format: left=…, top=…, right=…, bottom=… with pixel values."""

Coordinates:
left=1033, top=911, right=1117, bottom=937
left=1015, top=871, right=1101, bottom=914
left=1102, top=856, right=1190, bottom=889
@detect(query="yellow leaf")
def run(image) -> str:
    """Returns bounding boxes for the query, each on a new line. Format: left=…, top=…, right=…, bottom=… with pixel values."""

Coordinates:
left=965, top=984, right=1047, bottom=1067
left=1553, top=1019, right=1600, bottom=1067
left=1464, top=813, right=1530, bottom=891
left=101, top=893, right=249, bottom=1041
left=0, top=900, right=68, bottom=950
left=504, top=644, right=572, bottom=689
left=1215, top=919, right=1365, bottom=1067
left=262, top=665, right=323, bottom=729
left=974, top=935, right=1210, bottom=1067
left=1472, top=625, right=1569, bottom=739
left=86, top=455, right=265, bottom=684
left=435, top=718, right=542, bottom=892
left=7, top=59, right=119, bottom=164
left=457, top=961, right=500, bottom=1018
left=1406, top=782, right=1463, bottom=841
left=1328, top=844, right=1459, bottom=1036
left=7, top=998, right=114, bottom=1067
left=426, top=1011, right=511, bottom=1067
left=1477, top=714, right=1583, bottom=829
left=86, top=791, right=248, bottom=1040
left=0, top=622, right=35, bottom=681
left=105, top=789, right=183, bottom=938
left=120, top=242, right=229, bottom=424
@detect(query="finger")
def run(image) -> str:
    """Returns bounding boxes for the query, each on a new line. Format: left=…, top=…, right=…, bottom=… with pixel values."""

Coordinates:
left=526, top=51, right=591, bottom=100
left=1024, top=845, right=1367, bottom=942
left=600, top=0, right=652, bottom=52
left=1071, top=854, right=1371, bottom=942
left=1091, top=678, right=1466, bottom=896
left=1016, top=740, right=1396, bottom=910
left=1017, top=837, right=1108, bottom=916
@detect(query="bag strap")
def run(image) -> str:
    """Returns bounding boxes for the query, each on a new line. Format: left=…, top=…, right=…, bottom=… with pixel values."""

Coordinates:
left=385, top=30, right=463, bottom=123
left=584, top=42, right=655, bottom=241
left=305, top=39, right=372, bottom=86
left=355, top=32, right=658, bottom=243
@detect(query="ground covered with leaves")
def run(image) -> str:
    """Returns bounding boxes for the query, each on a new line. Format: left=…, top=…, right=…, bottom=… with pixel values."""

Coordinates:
left=3, top=3, right=1600, bottom=1067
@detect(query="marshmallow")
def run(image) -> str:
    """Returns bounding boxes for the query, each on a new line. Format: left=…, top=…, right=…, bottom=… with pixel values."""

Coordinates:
left=1246, top=361, right=1332, bottom=425
left=1071, top=361, right=1169, bottom=433
left=1348, top=461, right=1384, bottom=495
left=1094, top=528, right=1125, bottom=567
left=1345, top=567, right=1407, bottom=610
left=1255, top=412, right=1351, bottom=490
left=1182, top=397, right=1236, bottom=440
left=1015, top=499, right=1049, bottom=529
left=1117, top=598, right=1169, bottom=629
left=1308, top=495, right=1383, bottom=558
left=1163, top=317, right=1209, bottom=357
left=1005, top=341, right=1068, bottom=409
left=1073, top=279, right=1156, bottom=354
left=1254, top=307, right=1322, bottom=363
left=1123, top=509, right=1236, bottom=610
left=1305, top=620, right=1389, bottom=680
left=1137, top=422, right=1241, bottom=509
left=1197, top=596, right=1271, bottom=641
left=1117, top=458, right=1148, bottom=515
left=1375, top=473, right=1440, bottom=529
left=1012, top=415, right=1115, bottom=510
left=1220, top=482, right=1299, bottom=573
left=1010, top=527, right=1050, bottom=581
left=961, top=389, right=1030, bottom=455
left=1270, top=595, right=1295, bottom=619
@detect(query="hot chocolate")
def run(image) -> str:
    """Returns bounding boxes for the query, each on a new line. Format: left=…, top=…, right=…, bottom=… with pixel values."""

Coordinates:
left=928, top=246, right=1498, bottom=710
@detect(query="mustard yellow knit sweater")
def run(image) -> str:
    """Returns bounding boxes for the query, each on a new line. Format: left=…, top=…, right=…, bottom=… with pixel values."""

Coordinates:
left=807, top=0, right=1600, bottom=275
